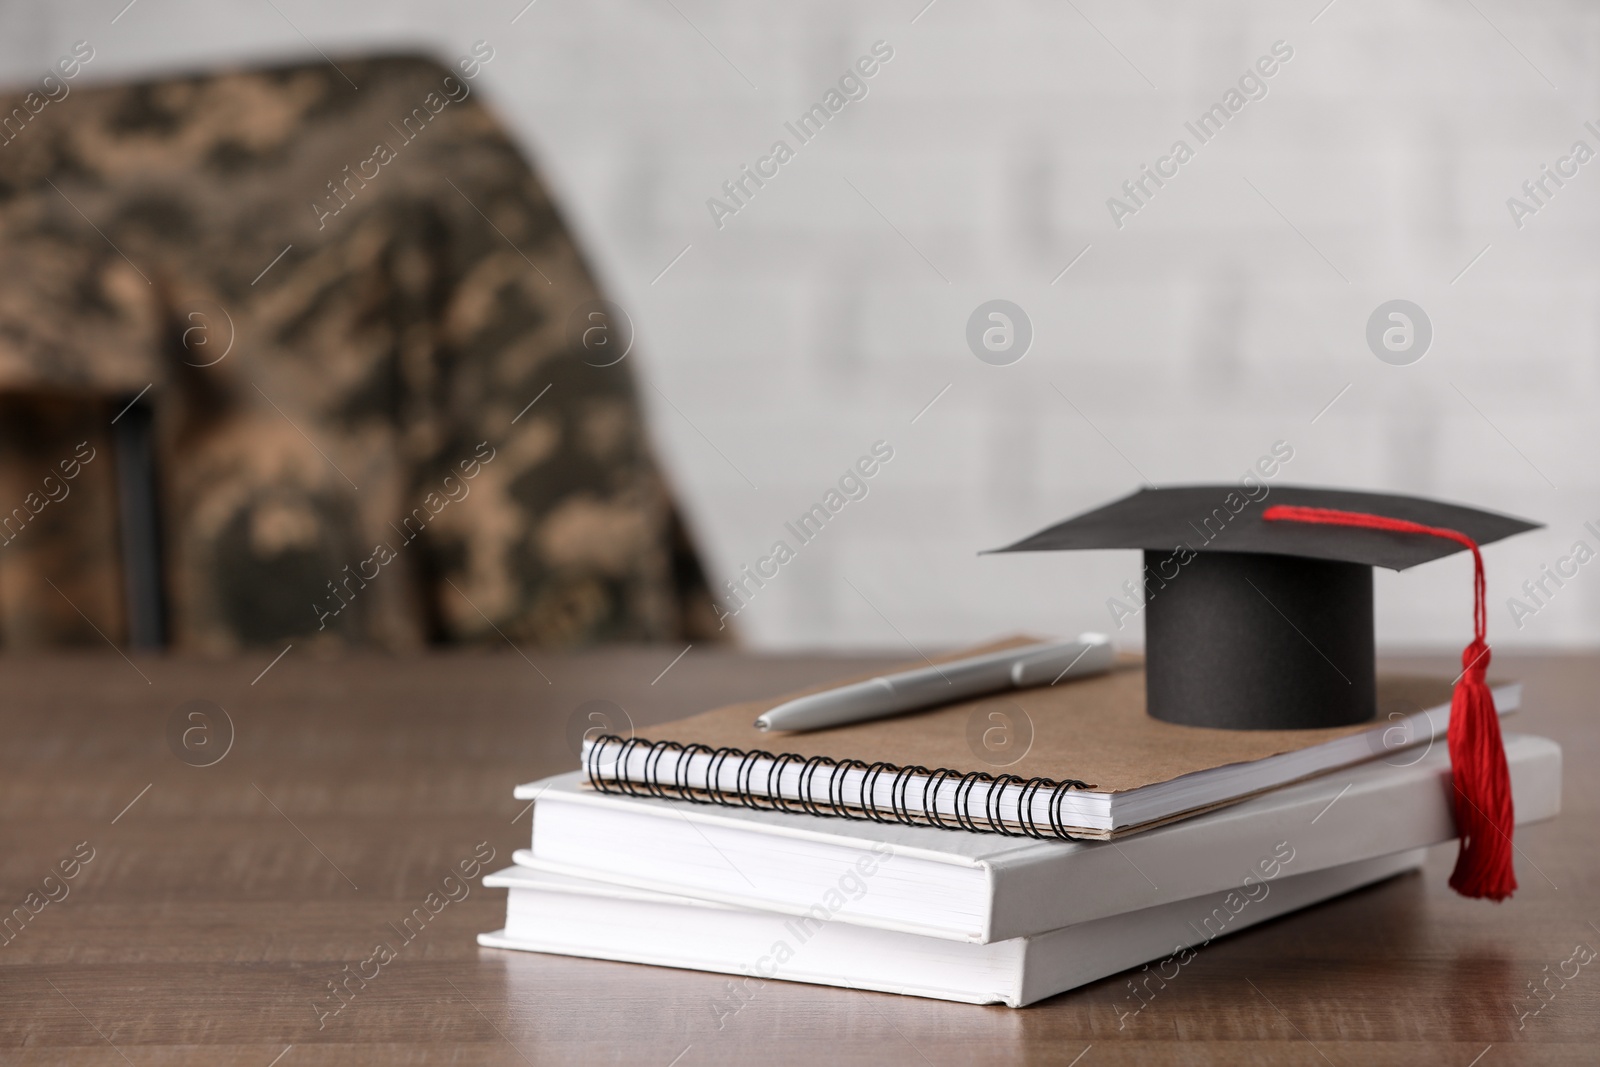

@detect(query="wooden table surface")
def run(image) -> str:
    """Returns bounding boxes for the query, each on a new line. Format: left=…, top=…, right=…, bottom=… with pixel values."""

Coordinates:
left=1, top=646, right=1596, bottom=1065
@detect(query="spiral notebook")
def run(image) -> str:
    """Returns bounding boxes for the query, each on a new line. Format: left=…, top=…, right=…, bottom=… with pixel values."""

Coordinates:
left=583, top=638, right=1517, bottom=840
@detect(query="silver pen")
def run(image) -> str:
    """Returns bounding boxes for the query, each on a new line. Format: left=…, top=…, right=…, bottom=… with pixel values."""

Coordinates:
left=753, top=634, right=1115, bottom=732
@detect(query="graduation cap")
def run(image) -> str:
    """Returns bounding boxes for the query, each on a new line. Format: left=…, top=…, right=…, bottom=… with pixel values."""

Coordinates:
left=992, top=484, right=1541, bottom=901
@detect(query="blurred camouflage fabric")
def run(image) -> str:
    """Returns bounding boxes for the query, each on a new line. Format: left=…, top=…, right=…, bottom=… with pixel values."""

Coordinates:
left=0, top=54, right=721, bottom=651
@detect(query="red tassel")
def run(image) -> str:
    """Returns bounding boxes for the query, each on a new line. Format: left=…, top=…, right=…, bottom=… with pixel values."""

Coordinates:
left=1263, top=503, right=1516, bottom=901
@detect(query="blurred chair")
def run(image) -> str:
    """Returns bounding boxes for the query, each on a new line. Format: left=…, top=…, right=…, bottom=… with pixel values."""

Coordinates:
left=0, top=55, right=720, bottom=652
left=0, top=393, right=123, bottom=647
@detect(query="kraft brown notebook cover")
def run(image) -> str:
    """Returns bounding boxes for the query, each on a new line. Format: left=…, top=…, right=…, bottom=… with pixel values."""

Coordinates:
left=581, top=637, right=1514, bottom=839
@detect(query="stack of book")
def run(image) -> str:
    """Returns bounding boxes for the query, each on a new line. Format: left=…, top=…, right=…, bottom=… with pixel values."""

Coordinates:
left=478, top=655, right=1562, bottom=1006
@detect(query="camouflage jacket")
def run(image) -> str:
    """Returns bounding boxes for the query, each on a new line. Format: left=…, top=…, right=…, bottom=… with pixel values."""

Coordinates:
left=0, top=51, right=719, bottom=651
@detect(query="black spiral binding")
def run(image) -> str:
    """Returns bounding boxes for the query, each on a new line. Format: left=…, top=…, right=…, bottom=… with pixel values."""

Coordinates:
left=583, top=734, right=1093, bottom=840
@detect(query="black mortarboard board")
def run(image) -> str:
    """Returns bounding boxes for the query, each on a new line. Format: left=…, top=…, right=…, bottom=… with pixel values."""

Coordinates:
left=989, top=485, right=1540, bottom=731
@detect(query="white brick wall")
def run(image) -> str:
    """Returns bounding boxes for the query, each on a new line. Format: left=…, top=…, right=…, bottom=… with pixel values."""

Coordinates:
left=6, top=0, right=1598, bottom=649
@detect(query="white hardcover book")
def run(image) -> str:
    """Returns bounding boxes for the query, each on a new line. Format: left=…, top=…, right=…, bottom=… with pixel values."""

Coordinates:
left=514, top=733, right=1561, bottom=944
left=478, top=850, right=1429, bottom=1008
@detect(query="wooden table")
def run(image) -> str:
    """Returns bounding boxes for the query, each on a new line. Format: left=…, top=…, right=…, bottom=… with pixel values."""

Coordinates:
left=1, top=647, right=1595, bottom=1065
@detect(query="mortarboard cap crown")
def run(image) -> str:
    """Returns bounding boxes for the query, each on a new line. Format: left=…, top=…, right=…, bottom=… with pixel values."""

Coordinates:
left=991, top=485, right=1540, bottom=731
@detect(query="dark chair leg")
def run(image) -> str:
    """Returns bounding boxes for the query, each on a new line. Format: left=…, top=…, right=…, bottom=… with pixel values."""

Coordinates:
left=112, top=396, right=166, bottom=649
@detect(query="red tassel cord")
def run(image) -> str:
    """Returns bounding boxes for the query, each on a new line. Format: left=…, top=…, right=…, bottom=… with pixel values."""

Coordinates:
left=1262, top=504, right=1516, bottom=901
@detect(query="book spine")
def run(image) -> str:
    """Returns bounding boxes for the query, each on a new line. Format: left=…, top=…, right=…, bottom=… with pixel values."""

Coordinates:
left=583, top=734, right=1092, bottom=840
